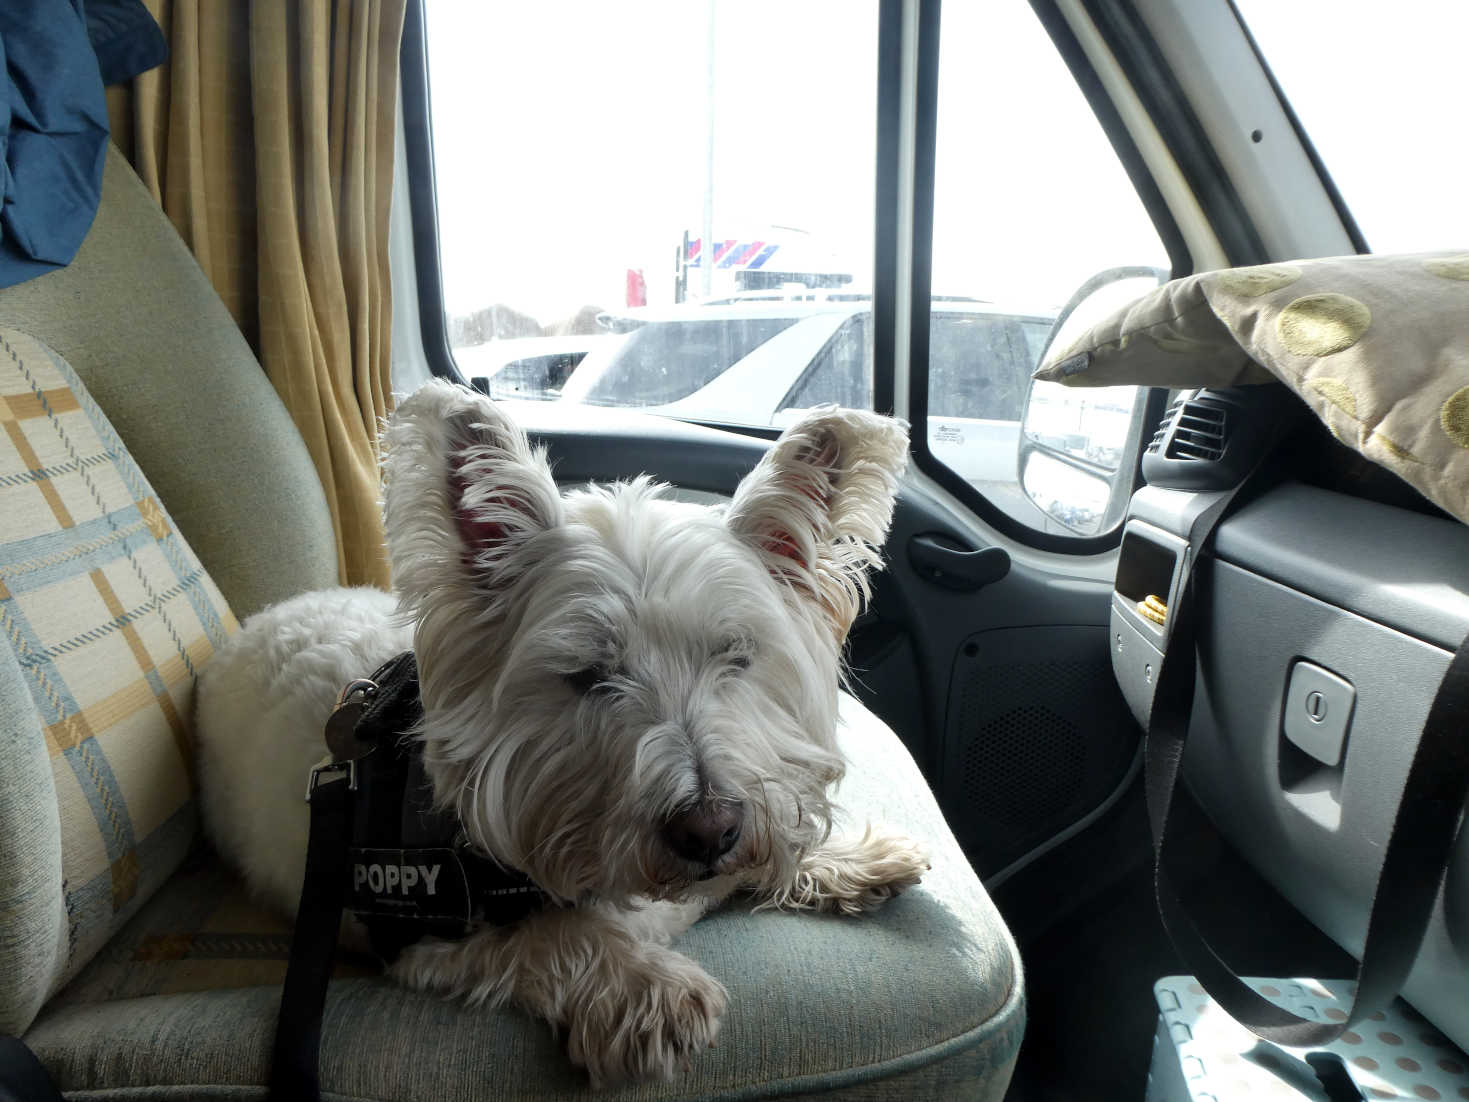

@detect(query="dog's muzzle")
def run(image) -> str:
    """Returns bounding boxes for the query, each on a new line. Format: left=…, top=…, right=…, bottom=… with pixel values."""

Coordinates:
left=661, top=800, right=744, bottom=870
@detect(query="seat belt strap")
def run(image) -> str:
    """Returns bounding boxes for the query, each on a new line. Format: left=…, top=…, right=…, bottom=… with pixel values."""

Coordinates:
left=268, top=762, right=354, bottom=1102
left=1146, top=477, right=1469, bottom=1045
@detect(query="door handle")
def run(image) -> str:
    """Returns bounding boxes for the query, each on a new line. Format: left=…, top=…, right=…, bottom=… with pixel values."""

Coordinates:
left=908, top=533, right=1011, bottom=592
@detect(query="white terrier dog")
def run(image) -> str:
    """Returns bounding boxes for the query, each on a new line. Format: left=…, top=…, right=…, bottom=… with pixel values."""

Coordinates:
left=195, top=380, right=928, bottom=1084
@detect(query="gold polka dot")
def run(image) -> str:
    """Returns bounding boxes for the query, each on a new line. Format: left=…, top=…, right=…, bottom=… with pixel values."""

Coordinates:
left=1438, top=1058, right=1464, bottom=1075
left=1381, top=1031, right=1404, bottom=1045
left=1371, top=432, right=1422, bottom=464
left=1356, top=1057, right=1381, bottom=1071
left=1400, top=1057, right=1423, bottom=1072
left=1425, top=255, right=1469, bottom=281
left=1278, top=293, right=1372, bottom=357
left=1344, top=1031, right=1364, bottom=1044
left=1148, top=332, right=1208, bottom=356
left=1457, top=1086, right=1469, bottom=1099
left=1308, top=377, right=1359, bottom=418
left=1442, top=387, right=1469, bottom=448
left=1326, top=1008, right=1349, bottom=1022
left=1214, top=264, right=1303, bottom=297
left=1416, top=1087, right=1442, bottom=1101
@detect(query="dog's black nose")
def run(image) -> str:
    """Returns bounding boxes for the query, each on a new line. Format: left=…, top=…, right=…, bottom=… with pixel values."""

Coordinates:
left=662, top=801, right=744, bottom=866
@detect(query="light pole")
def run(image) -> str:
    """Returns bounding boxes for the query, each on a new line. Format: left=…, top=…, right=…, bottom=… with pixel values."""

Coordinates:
left=701, top=0, right=716, bottom=299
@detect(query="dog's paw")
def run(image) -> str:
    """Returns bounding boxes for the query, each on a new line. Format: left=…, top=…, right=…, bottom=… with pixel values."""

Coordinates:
left=787, top=827, right=930, bottom=915
left=565, top=946, right=726, bottom=1085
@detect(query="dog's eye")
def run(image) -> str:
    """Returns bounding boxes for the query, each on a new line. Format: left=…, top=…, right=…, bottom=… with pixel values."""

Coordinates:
left=565, top=666, right=610, bottom=695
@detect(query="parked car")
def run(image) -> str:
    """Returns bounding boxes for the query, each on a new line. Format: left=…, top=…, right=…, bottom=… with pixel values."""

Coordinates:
left=560, top=300, right=1054, bottom=502
left=453, top=334, right=623, bottom=401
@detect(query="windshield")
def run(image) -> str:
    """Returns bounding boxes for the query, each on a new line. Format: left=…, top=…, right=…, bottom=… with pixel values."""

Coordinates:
left=575, top=317, right=798, bottom=407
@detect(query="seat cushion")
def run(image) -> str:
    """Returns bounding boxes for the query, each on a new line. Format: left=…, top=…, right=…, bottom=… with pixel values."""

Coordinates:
left=26, top=694, right=1025, bottom=1100
left=0, top=330, right=237, bottom=1034
left=0, top=145, right=339, bottom=619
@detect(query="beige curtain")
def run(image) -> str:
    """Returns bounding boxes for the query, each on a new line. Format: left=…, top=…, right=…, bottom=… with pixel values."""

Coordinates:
left=107, top=0, right=406, bottom=589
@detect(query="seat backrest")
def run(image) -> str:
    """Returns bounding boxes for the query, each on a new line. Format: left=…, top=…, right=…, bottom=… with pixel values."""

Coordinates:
left=0, top=146, right=339, bottom=1034
left=0, top=146, right=338, bottom=618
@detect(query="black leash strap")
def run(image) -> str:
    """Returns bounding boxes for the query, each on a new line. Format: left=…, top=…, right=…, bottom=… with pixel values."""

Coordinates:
left=269, top=760, right=355, bottom=1100
left=1147, top=479, right=1469, bottom=1045
left=269, top=652, right=410, bottom=1102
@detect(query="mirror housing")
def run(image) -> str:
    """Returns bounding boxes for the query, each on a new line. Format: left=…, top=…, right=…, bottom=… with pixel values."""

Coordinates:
left=1016, top=267, right=1169, bottom=537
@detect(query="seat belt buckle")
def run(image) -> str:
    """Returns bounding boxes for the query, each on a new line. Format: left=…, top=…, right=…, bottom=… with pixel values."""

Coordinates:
left=305, top=758, right=357, bottom=801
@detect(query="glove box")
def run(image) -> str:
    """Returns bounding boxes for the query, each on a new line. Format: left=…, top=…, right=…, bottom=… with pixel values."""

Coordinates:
left=1112, top=481, right=1469, bottom=1054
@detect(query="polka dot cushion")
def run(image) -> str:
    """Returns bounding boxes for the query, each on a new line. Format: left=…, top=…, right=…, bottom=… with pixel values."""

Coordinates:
left=1034, top=252, right=1469, bottom=526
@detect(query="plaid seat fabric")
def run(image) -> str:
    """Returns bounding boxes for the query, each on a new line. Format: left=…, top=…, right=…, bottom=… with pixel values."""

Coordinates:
left=43, top=849, right=379, bottom=1009
left=0, top=326, right=237, bottom=1030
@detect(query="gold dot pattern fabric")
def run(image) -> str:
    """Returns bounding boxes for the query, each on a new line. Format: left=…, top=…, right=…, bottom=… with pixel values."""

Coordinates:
left=1035, top=251, right=1469, bottom=525
left=1277, top=293, right=1372, bottom=358
left=1214, top=264, right=1302, bottom=297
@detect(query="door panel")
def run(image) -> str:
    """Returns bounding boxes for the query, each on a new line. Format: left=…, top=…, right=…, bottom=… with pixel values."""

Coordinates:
left=941, top=625, right=1136, bottom=875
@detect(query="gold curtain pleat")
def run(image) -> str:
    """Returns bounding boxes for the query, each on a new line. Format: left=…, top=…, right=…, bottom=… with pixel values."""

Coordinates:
left=106, top=0, right=405, bottom=589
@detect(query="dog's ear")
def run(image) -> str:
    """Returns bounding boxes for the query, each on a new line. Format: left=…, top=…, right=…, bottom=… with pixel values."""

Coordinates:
left=726, top=407, right=908, bottom=639
left=381, top=380, right=563, bottom=605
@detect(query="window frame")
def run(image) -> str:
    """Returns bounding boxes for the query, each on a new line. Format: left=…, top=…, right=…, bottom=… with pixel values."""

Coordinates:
left=400, top=0, right=462, bottom=389
left=400, top=0, right=1237, bottom=549
left=888, top=0, right=1193, bottom=554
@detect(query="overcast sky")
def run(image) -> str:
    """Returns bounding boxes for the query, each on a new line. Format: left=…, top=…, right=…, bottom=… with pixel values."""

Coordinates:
left=425, top=1, right=1463, bottom=326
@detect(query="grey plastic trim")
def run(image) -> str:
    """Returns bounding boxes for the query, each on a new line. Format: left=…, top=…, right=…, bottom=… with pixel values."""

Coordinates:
left=1133, top=0, right=1358, bottom=261
left=1187, top=559, right=1469, bottom=1053
left=1215, top=482, right=1469, bottom=652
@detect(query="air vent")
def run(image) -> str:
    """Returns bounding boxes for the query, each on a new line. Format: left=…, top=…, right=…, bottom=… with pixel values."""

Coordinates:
left=1165, top=401, right=1227, bottom=462
left=1147, top=399, right=1183, bottom=455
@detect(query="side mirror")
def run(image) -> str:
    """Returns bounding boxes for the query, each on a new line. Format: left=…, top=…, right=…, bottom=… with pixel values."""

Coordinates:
left=1017, top=267, right=1168, bottom=537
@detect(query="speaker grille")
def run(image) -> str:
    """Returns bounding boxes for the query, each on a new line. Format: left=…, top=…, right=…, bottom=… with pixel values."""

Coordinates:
left=960, top=700, right=1085, bottom=834
left=942, top=628, right=1138, bottom=875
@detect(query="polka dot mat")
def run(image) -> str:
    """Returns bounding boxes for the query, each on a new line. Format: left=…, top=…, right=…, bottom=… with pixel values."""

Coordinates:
left=1148, top=976, right=1468, bottom=1101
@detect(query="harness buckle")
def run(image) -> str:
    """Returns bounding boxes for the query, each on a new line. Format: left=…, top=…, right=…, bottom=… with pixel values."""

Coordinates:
left=325, top=677, right=380, bottom=763
left=305, top=758, right=357, bottom=801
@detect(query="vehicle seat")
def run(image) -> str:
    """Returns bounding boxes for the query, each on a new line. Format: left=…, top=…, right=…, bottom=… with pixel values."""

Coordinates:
left=0, top=145, right=1025, bottom=1100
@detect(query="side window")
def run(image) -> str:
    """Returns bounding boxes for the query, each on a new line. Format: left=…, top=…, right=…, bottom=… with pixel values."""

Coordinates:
left=780, top=317, right=872, bottom=411
left=928, top=314, right=1039, bottom=422
left=927, top=4, right=1173, bottom=539
left=423, top=4, right=878, bottom=425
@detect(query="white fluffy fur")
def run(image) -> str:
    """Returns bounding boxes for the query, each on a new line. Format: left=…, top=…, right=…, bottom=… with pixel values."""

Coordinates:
left=195, top=380, right=928, bottom=1085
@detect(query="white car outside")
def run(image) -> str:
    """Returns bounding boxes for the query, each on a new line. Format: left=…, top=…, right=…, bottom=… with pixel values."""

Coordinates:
left=454, top=334, right=624, bottom=400
left=558, top=301, right=1055, bottom=496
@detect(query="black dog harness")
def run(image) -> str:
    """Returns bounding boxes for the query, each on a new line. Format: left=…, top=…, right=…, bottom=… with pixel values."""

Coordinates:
left=270, top=651, right=547, bottom=1100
